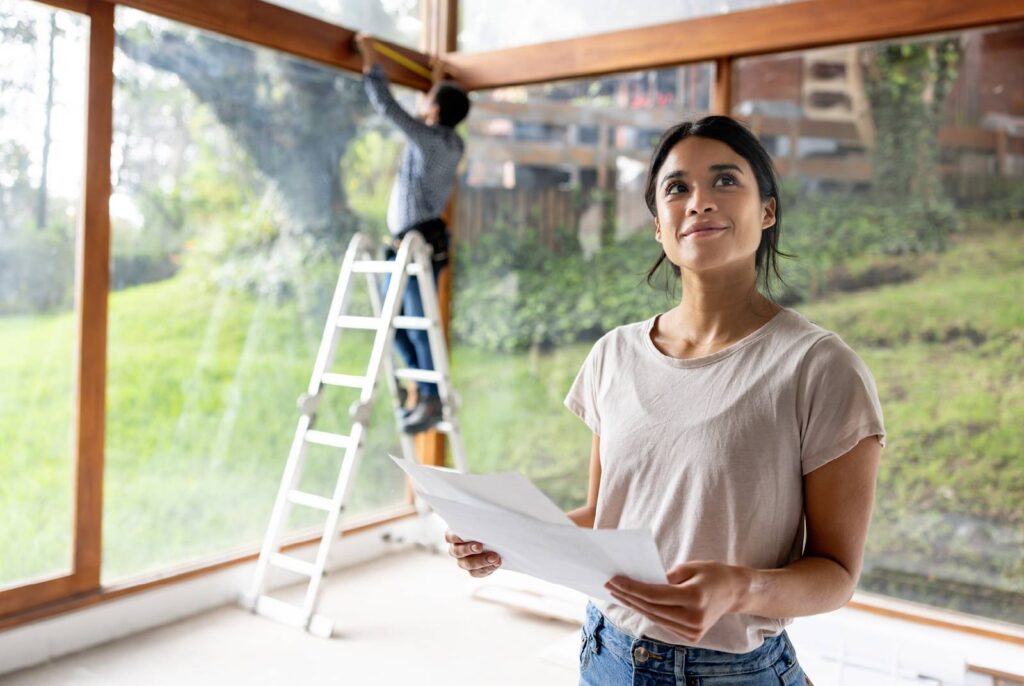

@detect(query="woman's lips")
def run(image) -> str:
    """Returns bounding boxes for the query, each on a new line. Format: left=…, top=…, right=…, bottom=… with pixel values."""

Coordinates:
left=683, top=227, right=726, bottom=238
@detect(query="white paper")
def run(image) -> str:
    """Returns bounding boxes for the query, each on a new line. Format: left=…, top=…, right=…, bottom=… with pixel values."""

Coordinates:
left=390, top=455, right=666, bottom=602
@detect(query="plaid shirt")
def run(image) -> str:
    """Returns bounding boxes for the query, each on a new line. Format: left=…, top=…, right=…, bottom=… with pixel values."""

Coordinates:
left=363, top=65, right=464, bottom=236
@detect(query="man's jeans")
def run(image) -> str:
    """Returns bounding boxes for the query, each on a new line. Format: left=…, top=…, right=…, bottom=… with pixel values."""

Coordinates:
left=381, top=257, right=445, bottom=399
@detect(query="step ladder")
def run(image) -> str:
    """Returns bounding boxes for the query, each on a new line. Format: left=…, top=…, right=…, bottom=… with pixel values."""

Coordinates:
left=239, top=230, right=467, bottom=637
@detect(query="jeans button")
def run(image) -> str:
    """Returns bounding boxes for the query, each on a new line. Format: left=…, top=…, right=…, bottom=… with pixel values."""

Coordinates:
left=633, top=646, right=649, bottom=664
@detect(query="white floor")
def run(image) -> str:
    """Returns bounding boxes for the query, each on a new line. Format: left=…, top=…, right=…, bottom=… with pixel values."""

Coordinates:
left=3, top=548, right=1021, bottom=686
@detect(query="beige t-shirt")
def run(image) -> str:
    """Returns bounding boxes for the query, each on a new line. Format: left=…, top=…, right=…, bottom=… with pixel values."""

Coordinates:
left=564, top=307, right=886, bottom=653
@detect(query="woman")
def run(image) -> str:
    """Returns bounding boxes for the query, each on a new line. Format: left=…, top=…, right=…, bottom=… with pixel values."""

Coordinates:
left=446, top=115, right=886, bottom=685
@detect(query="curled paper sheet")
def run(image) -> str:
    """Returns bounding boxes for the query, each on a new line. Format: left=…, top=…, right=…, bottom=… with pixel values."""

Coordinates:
left=390, top=455, right=666, bottom=602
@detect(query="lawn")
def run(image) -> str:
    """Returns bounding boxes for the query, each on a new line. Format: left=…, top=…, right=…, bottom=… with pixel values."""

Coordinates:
left=1, top=221, right=1021, bottom=622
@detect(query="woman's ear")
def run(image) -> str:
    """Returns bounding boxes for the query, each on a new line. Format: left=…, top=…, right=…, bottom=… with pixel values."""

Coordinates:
left=761, top=197, right=777, bottom=230
left=654, top=218, right=662, bottom=242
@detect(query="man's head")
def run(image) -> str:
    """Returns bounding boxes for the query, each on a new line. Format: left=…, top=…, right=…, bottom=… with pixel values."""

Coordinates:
left=420, top=81, right=470, bottom=128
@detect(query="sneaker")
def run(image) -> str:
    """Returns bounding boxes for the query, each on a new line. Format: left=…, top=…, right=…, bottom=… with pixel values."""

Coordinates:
left=401, top=396, right=443, bottom=434
left=396, top=385, right=413, bottom=418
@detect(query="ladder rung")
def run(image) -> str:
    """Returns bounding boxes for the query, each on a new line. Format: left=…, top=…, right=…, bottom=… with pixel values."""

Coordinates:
left=288, top=490, right=335, bottom=511
left=305, top=430, right=352, bottom=449
left=337, top=315, right=383, bottom=330
left=393, top=316, right=431, bottom=330
left=351, top=260, right=396, bottom=274
left=394, top=369, right=443, bottom=383
left=270, top=553, right=317, bottom=577
left=254, top=595, right=309, bottom=628
left=321, top=372, right=367, bottom=389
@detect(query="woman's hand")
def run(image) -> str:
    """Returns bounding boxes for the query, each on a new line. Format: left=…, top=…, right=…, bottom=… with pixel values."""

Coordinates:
left=444, top=529, right=502, bottom=578
left=604, top=560, right=749, bottom=644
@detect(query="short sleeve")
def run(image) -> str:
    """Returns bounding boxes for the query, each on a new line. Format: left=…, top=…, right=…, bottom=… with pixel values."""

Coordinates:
left=796, top=334, right=886, bottom=475
left=564, top=343, right=602, bottom=435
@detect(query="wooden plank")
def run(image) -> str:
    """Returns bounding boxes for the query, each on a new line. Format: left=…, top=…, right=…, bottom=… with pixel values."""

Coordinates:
left=68, top=0, right=116, bottom=599
left=96, top=0, right=433, bottom=90
left=30, top=0, right=90, bottom=13
left=444, top=0, right=1024, bottom=90
left=714, top=57, right=732, bottom=115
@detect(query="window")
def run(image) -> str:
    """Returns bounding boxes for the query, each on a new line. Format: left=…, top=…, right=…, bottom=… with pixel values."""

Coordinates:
left=103, top=7, right=414, bottom=582
left=450, top=64, right=714, bottom=509
left=0, top=2, right=88, bottom=590
left=732, top=22, right=1024, bottom=624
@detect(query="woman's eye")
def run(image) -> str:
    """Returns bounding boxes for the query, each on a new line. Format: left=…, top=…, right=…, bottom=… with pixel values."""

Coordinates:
left=667, top=182, right=687, bottom=194
left=716, top=174, right=737, bottom=186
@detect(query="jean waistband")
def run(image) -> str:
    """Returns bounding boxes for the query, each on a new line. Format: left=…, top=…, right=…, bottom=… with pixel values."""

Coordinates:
left=582, top=602, right=789, bottom=677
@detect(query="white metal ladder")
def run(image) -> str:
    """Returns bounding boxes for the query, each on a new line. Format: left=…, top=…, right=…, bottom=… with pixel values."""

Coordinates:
left=240, top=230, right=467, bottom=637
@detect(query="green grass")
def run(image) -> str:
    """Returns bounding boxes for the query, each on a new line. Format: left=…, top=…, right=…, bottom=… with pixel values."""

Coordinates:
left=2, top=221, right=1021, bottom=622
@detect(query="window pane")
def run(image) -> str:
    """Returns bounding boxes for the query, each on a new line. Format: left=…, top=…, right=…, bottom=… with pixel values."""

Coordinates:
left=451, top=64, right=713, bottom=505
left=269, top=0, right=422, bottom=50
left=732, top=23, right=1024, bottom=624
left=0, top=2, right=87, bottom=589
left=459, top=0, right=805, bottom=52
left=105, top=7, right=414, bottom=582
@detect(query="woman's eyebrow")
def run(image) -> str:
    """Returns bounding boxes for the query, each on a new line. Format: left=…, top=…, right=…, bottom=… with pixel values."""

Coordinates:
left=660, top=163, right=744, bottom=185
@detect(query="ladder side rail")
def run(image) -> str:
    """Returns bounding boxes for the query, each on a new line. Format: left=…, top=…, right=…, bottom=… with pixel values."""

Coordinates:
left=406, top=232, right=467, bottom=472
left=247, top=413, right=314, bottom=602
left=301, top=418, right=368, bottom=618
left=306, top=233, right=376, bottom=396
left=363, top=243, right=419, bottom=464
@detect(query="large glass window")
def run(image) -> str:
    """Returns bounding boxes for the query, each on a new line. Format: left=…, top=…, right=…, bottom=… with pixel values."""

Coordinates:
left=104, top=7, right=414, bottom=582
left=0, top=2, right=87, bottom=589
left=269, top=0, right=422, bottom=49
left=731, top=23, right=1024, bottom=624
left=450, top=64, right=714, bottom=508
left=459, top=0, right=806, bottom=52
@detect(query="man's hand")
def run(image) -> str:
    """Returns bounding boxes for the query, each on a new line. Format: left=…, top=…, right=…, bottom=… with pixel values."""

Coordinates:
left=354, top=31, right=377, bottom=73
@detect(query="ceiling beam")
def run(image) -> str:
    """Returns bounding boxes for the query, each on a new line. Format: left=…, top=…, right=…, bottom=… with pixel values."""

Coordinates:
left=443, top=0, right=1024, bottom=90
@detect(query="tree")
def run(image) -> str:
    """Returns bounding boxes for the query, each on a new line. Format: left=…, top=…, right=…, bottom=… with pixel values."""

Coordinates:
left=115, top=17, right=372, bottom=259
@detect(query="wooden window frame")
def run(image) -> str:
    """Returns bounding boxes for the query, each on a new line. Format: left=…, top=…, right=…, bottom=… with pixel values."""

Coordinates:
left=4, top=0, right=1022, bottom=649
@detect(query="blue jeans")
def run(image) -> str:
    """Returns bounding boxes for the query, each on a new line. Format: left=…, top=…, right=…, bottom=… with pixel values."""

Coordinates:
left=381, top=256, right=445, bottom=399
left=579, top=602, right=807, bottom=685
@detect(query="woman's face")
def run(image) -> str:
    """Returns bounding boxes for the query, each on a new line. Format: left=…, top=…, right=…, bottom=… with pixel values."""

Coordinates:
left=653, top=135, right=776, bottom=279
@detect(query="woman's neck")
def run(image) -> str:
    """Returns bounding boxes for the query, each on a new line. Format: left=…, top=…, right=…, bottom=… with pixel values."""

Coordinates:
left=659, top=269, right=780, bottom=352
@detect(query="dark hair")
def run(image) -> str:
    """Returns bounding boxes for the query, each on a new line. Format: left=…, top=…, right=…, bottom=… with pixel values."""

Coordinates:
left=433, top=81, right=470, bottom=128
left=643, top=115, right=792, bottom=301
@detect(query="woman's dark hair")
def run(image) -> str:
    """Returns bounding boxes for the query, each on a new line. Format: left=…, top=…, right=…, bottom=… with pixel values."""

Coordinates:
left=433, top=82, right=470, bottom=128
left=643, top=115, right=792, bottom=301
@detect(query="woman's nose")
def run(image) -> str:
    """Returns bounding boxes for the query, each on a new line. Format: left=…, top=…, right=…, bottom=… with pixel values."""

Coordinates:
left=686, top=186, right=716, bottom=215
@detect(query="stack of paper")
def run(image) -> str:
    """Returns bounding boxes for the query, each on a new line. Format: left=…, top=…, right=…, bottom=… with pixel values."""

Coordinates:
left=390, top=455, right=666, bottom=603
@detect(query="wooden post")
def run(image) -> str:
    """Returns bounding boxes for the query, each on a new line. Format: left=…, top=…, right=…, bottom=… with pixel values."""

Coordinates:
left=714, top=56, right=733, bottom=115
left=73, top=0, right=115, bottom=593
left=415, top=0, right=460, bottom=469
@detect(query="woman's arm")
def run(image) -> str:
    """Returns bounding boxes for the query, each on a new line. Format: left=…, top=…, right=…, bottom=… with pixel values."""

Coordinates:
left=731, top=434, right=882, bottom=617
left=566, top=433, right=601, bottom=528
left=604, top=434, right=882, bottom=643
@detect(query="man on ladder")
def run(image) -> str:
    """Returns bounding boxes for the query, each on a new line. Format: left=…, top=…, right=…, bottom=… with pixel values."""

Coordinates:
left=356, top=32, right=470, bottom=435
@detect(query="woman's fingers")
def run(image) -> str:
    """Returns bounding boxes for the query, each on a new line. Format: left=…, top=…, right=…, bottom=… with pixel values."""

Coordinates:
left=443, top=530, right=501, bottom=574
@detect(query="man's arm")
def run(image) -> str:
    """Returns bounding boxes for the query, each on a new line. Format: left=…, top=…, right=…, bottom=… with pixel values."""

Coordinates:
left=730, top=434, right=882, bottom=617
left=355, top=32, right=437, bottom=143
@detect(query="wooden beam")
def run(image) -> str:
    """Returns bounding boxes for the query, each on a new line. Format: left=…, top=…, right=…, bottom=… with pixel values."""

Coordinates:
left=71, top=0, right=116, bottom=597
left=96, top=0, right=434, bottom=90
left=444, top=0, right=1024, bottom=90
left=713, top=57, right=733, bottom=115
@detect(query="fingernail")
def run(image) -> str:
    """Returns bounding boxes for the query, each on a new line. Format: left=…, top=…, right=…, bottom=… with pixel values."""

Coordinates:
left=488, top=554, right=498, bottom=563
left=472, top=544, right=481, bottom=552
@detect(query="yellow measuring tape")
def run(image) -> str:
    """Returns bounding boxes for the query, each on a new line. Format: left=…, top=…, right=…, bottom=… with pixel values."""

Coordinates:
left=373, top=42, right=435, bottom=82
